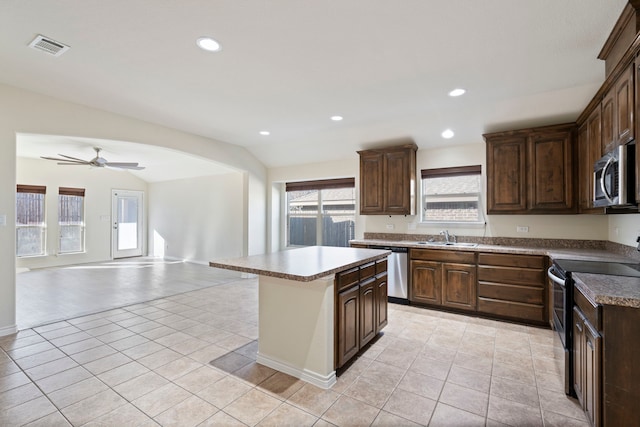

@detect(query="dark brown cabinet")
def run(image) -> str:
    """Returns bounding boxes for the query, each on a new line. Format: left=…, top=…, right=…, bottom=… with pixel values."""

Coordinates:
left=602, top=62, right=635, bottom=153
left=409, top=249, right=476, bottom=312
left=335, top=259, right=387, bottom=369
left=484, top=123, right=576, bottom=214
left=577, top=107, right=604, bottom=214
left=358, top=144, right=417, bottom=215
left=477, top=252, right=547, bottom=325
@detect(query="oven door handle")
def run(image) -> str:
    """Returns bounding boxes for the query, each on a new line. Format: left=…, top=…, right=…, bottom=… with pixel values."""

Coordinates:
left=600, top=156, right=615, bottom=204
left=547, top=266, right=566, bottom=287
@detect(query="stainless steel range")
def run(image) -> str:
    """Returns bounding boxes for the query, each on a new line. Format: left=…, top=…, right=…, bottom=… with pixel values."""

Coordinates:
left=548, top=258, right=640, bottom=396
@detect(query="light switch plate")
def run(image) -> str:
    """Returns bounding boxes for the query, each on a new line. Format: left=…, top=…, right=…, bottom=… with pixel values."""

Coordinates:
left=516, top=225, right=529, bottom=233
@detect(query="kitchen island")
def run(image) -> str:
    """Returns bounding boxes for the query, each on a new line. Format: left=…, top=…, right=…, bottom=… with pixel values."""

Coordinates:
left=210, top=246, right=390, bottom=389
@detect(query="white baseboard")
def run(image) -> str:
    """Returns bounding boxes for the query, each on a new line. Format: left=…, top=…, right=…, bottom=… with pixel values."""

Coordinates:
left=0, top=324, right=18, bottom=338
left=256, top=352, right=336, bottom=390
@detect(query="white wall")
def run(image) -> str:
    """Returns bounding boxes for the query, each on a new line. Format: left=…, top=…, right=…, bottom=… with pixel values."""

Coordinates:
left=0, top=83, right=267, bottom=335
left=267, top=143, right=619, bottom=251
left=16, top=157, right=148, bottom=269
left=608, top=214, right=640, bottom=247
left=148, top=173, right=244, bottom=264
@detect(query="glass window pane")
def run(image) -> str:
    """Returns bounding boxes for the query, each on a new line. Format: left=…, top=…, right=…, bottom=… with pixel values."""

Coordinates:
left=118, top=196, right=139, bottom=250
left=16, top=192, right=46, bottom=257
left=422, top=173, right=482, bottom=222
left=58, top=194, right=85, bottom=253
left=320, top=188, right=355, bottom=247
left=287, top=190, right=318, bottom=246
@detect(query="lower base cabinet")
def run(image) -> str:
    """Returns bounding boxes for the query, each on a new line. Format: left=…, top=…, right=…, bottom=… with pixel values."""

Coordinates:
left=335, top=259, right=388, bottom=369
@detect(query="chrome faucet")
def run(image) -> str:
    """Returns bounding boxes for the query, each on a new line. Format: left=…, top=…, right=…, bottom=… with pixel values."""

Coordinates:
left=440, top=230, right=456, bottom=244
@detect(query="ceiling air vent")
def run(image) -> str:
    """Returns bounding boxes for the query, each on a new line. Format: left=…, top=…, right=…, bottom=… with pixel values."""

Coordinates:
left=28, top=35, right=70, bottom=57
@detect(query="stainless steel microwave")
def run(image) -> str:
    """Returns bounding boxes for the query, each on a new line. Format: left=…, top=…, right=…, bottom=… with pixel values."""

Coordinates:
left=593, top=143, right=636, bottom=208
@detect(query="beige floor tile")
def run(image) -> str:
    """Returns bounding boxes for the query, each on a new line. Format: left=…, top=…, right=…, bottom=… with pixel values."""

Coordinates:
left=218, top=388, right=281, bottom=425
left=172, top=336, right=212, bottom=355
left=255, top=372, right=303, bottom=401
left=61, top=388, right=127, bottom=425
left=371, top=410, right=422, bottom=427
left=188, top=343, right=229, bottom=364
left=453, top=351, right=493, bottom=375
left=155, top=356, right=202, bottom=380
left=118, top=338, right=160, bottom=356
left=132, top=382, right=192, bottom=418
left=140, top=325, right=177, bottom=340
left=47, top=376, right=109, bottom=409
left=233, top=362, right=277, bottom=386
left=215, top=334, right=253, bottom=351
left=83, top=351, right=132, bottom=375
left=1, top=335, right=47, bottom=352
left=7, top=341, right=55, bottom=360
left=34, top=365, right=92, bottom=394
left=198, top=410, right=246, bottom=426
left=197, top=375, right=252, bottom=409
left=173, top=365, right=226, bottom=394
left=115, top=315, right=150, bottom=328
left=420, top=343, right=457, bottom=362
left=113, top=371, right=170, bottom=401
left=0, top=371, right=33, bottom=393
left=127, top=320, right=163, bottom=334
left=32, top=322, right=70, bottom=334
left=257, top=402, right=317, bottom=427
left=49, top=331, right=92, bottom=348
left=446, top=365, right=491, bottom=394
left=537, top=388, right=588, bottom=422
left=383, top=388, right=436, bottom=425
left=0, top=382, right=43, bottom=410
left=343, top=376, right=394, bottom=408
left=409, top=355, right=451, bottom=381
left=154, top=331, right=193, bottom=347
left=535, top=370, right=565, bottom=394
left=23, top=410, right=71, bottom=426
left=439, top=382, right=489, bottom=417
left=83, top=402, right=156, bottom=426
left=490, top=376, right=540, bottom=408
left=82, top=322, right=124, bottom=337
left=323, top=395, right=380, bottom=427
left=542, top=409, right=592, bottom=427
left=487, top=395, right=543, bottom=426
left=94, top=328, right=136, bottom=344
left=25, top=356, right=78, bottom=381
left=429, top=402, right=485, bottom=427
left=0, top=395, right=58, bottom=425
left=154, top=395, right=218, bottom=427
left=397, top=371, right=444, bottom=401
left=359, top=360, right=406, bottom=389
left=13, top=348, right=66, bottom=370
left=492, top=361, right=536, bottom=386
left=287, top=383, right=340, bottom=417
left=493, top=348, right=534, bottom=370
left=68, top=344, right=117, bottom=364
left=97, top=360, right=150, bottom=387
left=138, top=347, right=182, bottom=370
left=38, top=325, right=81, bottom=340
left=375, top=346, right=420, bottom=370
left=58, top=337, right=105, bottom=356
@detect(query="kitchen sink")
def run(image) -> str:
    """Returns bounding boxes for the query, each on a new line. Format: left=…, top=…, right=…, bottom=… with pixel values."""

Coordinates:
left=417, top=241, right=478, bottom=248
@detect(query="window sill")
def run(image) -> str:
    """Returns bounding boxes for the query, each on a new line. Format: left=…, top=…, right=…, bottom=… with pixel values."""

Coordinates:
left=419, top=221, right=486, bottom=229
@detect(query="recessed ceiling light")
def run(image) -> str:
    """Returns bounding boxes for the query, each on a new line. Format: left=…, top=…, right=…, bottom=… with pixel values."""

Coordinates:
left=259, top=130, right=270, bottom=136
left=331, top=116, right=343, bottom=121
left=448, top=88, right=466, bottom=97
left=441, top=129, right=454, bottom=139
left=196, top=37, right=221, bottom=52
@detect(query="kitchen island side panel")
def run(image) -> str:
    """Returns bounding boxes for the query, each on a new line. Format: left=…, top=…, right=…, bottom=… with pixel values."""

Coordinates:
left=256, top=275, right=336, bottom=389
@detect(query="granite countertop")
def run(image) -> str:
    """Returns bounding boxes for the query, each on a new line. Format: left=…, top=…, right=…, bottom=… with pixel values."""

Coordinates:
left=573, top=272, right=640, bottom=309
left=210, top=246, right=391, bottom=282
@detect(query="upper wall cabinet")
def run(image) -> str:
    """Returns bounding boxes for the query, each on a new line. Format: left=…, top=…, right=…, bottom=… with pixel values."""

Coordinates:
left=484, top=123, right=577, bottom=214
left=602, top=61, right=635, bottom=154
left=358, top=143, right=417, bottom=215
left=578, top=106, right=604, bottom=214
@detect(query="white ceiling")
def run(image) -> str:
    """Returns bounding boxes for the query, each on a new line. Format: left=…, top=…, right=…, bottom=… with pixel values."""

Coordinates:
left=0, top=0, right=629, bottom=170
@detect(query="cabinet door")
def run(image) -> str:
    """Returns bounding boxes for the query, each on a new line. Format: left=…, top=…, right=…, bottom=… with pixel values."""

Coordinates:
left=528, top=129, right=575, bottom=212
left=441, top=263, right=477, bottom=311
left=615, top=63, right=634, bottom=145
left=584, top=320, right=602, bottom=427
left=602, top=89, right=615, bottom=154
left=636, top=56, right=640, bottom=203
left=359, top=278, right=376, bottom=348
left=410, top=260, right=441, bottom=305
left=577, top=122, right=591, bottom=212
left=573, top=307, right=585, bottom=406
left=359, top=152, right=384, bottom=214
left=337, top=286, right=359, bottom=368
left=384, top=149, right=412, bottom=214
left=486, top=136, right=528, bottom=213
left=375, top=274, right=388, bottom=333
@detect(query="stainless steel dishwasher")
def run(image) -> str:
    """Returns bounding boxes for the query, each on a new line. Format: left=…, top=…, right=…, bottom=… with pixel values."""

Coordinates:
left=369, top=245, right=408, bottom=304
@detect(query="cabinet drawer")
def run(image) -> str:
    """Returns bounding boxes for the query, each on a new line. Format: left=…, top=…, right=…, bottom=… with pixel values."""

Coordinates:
left=410, top=248, right=475, bottom=264
left=574, top=287, right=601, bottom=331
left=376, top=259, right=388, bottom=275
left=336, top=267, right=359, bottom=292
left=477, top=265, right=544, bottom=286
left=478, top=282, right=544, bottom=305
left=478, top=253, right=545, bottom=269
left=478, top=297, right=546, bottom=323
left=360, top=262, right=376, bottom=281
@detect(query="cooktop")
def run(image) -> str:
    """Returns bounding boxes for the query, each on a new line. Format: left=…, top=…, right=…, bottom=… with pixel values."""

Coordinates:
left=554, top=259, right=640, bottom=278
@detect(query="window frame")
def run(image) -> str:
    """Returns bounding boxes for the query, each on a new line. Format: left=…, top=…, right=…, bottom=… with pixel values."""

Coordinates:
left=58, top=187, right=86, bottom=254
left=285, top=178, right=356, bottom=248
left=16, top=184, right=47, bottom=257
left=420, top=165, right=486, bottom=226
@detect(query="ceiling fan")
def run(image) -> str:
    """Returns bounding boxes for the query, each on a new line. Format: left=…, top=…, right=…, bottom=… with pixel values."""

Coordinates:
left=41, top=147, right=145, bottom=170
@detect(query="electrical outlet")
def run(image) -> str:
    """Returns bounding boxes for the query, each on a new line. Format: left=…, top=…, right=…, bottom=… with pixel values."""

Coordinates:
left=386, top=224, right=395, bottom=230
left=516, top=226, right=529, bottom=233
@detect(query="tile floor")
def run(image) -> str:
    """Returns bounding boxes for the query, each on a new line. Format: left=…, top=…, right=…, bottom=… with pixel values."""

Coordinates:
left=2, top=263, right=591, bottom=426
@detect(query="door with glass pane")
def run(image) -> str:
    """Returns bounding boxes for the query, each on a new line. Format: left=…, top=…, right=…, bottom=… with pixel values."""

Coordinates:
left=112, top=190, right=144, bottom=258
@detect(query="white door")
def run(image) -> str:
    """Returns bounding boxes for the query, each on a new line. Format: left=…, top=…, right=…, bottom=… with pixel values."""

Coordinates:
left=112, top=190, right=144, bottom=258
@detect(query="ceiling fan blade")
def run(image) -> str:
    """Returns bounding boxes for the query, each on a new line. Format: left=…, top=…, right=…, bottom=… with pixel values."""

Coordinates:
left=56, top=162, right=91, bottom=166
left=105, top=162, right=145, bottom=170
left=58, top=154, right=89, bottom=162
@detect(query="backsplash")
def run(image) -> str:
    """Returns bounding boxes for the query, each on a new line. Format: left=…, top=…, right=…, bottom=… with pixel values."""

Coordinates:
left=362, top=232, right=640, bottom=262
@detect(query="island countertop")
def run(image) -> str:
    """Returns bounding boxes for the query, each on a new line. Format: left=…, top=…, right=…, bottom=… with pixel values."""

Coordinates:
left=210, top=246, right=391, bottom=282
